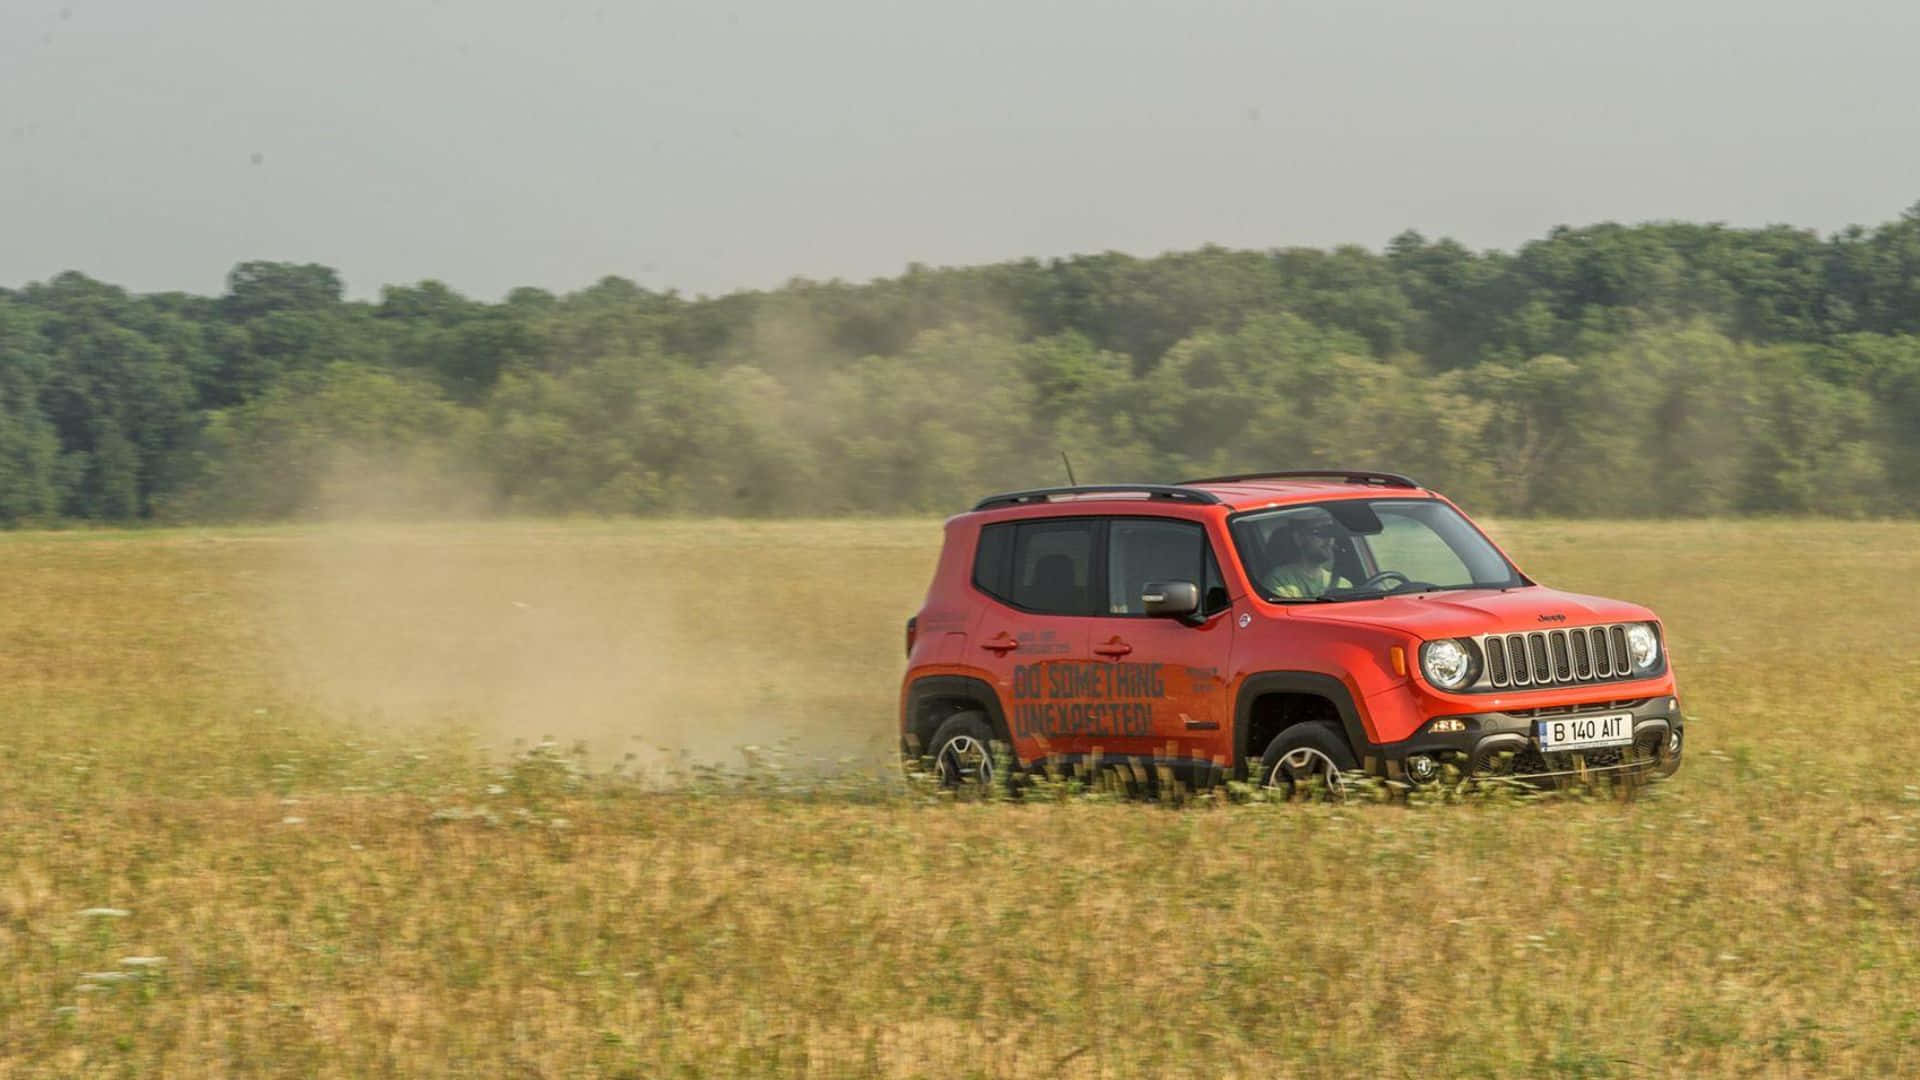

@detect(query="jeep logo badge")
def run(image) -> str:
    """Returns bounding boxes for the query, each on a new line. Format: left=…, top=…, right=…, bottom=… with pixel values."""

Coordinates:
left=1538, top=613, right=1567, bottom=623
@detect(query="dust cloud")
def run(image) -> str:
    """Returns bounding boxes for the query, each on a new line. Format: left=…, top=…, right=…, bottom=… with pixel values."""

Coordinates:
left=254, top=461, right=932, bottom=777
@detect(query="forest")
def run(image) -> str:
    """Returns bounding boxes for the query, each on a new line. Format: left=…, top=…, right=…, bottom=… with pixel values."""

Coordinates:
left=4, top=206, right=1919, bottom=523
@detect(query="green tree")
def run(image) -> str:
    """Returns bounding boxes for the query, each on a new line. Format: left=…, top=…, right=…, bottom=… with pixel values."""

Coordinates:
left=169, top=364, right=480, bottom=520
left=0, top=298, right=60, bottom=523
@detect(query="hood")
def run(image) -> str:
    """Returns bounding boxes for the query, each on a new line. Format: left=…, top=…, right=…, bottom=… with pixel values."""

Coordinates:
left=1283, top=585, right=1657, bottom=640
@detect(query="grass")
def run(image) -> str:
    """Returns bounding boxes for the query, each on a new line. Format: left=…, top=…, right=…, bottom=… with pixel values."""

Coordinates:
left=2, top=519, right=1919, bottom=1077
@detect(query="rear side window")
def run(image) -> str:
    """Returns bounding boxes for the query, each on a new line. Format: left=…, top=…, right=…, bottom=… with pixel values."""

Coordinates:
left=972, top=519, right=1098, bottom=615
left=972, top=523, right=1015, bottom=601
left=1011, top=520, right=1096, bottom=614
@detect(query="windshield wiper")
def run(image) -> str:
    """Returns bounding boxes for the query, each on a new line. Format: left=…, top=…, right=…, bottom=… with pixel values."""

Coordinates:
left=1317, top=582, right=1444, bottom=601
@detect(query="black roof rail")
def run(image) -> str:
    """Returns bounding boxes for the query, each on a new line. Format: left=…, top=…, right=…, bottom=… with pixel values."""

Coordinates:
left=1178, top=469, right=1422, bottom=489
left=972, top=484, right=1222, bottom=511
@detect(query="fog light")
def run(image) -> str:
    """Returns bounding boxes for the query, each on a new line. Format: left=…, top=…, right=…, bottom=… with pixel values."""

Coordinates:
left=1427, top=717, right=1468, bottom=734
left=1667, top=729, right=1682, bottom=755
left=1407, top=754, right=1438, bottom=783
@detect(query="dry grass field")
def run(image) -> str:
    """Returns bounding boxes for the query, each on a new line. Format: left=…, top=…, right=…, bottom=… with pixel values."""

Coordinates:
left=2, top=518, right=1919, bottom=1077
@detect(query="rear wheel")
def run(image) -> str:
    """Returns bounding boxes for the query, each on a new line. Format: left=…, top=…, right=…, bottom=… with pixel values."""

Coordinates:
left=1257, top=722, right=1356, bottom=800
left=927, top=711, right=998, bottom=793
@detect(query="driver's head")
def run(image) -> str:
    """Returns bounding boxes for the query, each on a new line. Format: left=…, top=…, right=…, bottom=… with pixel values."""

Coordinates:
left=1291, top=509, right=1339, bottom=565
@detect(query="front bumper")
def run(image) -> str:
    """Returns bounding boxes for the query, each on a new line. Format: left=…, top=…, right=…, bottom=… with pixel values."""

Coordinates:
left=1387, top=696, right=1684, bottom=784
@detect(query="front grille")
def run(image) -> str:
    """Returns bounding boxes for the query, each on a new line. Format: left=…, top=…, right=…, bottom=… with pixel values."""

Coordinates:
left=1478, top=624, right=1645, bottom=690
left=1503, top=699, right=1646, bottom=719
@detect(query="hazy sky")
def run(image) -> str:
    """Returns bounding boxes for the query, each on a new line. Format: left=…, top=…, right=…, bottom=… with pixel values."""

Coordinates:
left=4, top=0, right=1918, bottom=300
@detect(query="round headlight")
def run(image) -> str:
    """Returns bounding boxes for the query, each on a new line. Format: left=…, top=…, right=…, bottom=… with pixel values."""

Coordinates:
left=1420, top=639, right=1474, bottom=690
left=1627, top=623, right=1660, bottom=672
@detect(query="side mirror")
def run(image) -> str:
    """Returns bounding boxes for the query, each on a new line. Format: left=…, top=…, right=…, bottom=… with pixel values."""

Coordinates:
left=1142, top=581, right=1200, bottom=619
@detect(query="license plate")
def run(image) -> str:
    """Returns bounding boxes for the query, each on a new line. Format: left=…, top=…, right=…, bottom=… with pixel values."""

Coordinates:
left=1537, top=712, right=1634, bottom=752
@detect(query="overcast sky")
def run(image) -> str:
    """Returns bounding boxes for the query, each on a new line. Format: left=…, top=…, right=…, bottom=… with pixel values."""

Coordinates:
left=3, top=0, right=1918, bottom=300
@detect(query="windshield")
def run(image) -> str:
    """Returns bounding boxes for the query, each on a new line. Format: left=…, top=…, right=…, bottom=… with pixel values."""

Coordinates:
left=1229, top=499, right=1524, bottom=602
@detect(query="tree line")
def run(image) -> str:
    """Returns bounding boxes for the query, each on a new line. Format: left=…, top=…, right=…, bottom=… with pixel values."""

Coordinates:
left=3, top=205, right=1920, bottom=523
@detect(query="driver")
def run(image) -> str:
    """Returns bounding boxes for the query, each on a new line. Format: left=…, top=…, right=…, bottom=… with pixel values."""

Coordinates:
left=1263, top=509, right=1346, bottom=599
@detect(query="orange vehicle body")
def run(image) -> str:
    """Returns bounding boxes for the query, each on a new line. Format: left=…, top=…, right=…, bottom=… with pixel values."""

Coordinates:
left=900, top=474, right=1684, bottom=786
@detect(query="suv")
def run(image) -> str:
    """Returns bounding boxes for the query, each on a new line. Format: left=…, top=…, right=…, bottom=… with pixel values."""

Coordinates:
left=900, top=471, right=1683, bottom=793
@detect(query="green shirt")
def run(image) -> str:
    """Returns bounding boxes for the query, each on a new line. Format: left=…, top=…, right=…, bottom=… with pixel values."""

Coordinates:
left=1263, top=563, right=1342, bottom=599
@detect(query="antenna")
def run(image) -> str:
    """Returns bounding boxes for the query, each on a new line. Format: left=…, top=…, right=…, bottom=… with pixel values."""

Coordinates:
left=1060, top=451, right=1078, bottom=487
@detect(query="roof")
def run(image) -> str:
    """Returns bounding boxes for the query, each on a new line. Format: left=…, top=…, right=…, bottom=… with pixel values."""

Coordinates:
left=1187, top=476, right=1430, bottom=511
left=970, top=471, right=1430, bottom=514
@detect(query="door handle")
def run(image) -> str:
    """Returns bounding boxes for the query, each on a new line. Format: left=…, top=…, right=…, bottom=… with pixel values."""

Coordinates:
left=1094, top=638, right=1133, bottom=658
left=980, top=633, right=1020, bottom=654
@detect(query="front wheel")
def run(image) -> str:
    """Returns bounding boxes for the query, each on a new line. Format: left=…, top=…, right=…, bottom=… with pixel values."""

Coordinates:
left=1257, top=722, right=1357, bottom=800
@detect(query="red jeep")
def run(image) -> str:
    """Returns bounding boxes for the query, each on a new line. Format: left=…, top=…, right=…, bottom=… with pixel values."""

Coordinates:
left=900, top=471, right=1684, bottom=793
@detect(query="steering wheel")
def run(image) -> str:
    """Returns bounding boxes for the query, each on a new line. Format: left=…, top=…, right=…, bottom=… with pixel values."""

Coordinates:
left=1354, top=570, right=1411, bottom=592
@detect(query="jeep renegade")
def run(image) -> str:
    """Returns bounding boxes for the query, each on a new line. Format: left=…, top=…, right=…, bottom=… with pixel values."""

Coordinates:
left=900, top=471, right=1684, bottom=793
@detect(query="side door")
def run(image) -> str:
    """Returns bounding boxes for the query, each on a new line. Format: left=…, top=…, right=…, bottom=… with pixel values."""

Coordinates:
left=967, top=517, right=1100, bottom=765
left=1085, top=516, right=1236, bottom=765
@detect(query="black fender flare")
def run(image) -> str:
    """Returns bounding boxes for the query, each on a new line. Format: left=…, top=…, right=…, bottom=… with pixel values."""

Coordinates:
left=1232, top=671, right=1380, bottom=778
left=902, top=675, right=1012, bottom=757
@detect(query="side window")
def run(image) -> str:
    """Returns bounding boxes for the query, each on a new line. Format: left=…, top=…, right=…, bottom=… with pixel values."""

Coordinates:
left=1008, top=520, right=1097, bottom=615
left=1105, top=519, right=1208, bottom=615
left=972, top=523, right=1015, bottom=602
left=1203, top=546, right=1230, bottom=615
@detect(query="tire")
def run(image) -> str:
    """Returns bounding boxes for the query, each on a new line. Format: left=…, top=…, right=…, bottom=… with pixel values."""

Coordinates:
left=1257, top=722, right=1357, bottom=800
left=1651, top=723, right=1684, bottom=779
left=927, top=711, right=999, bottom=793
